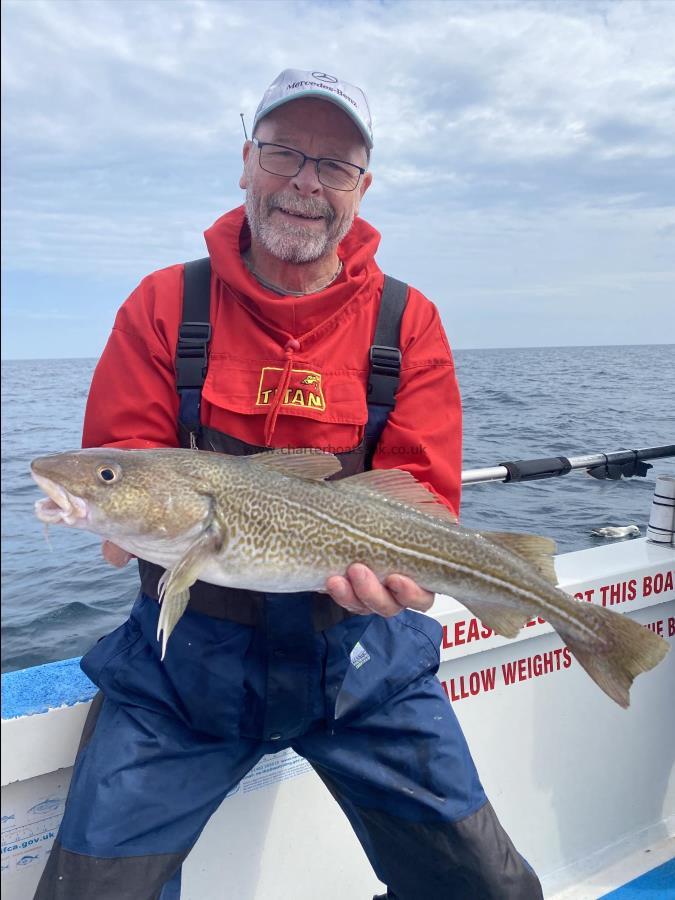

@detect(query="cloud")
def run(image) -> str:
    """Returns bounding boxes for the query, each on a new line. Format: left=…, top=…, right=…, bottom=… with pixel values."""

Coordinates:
left=1, top=0, right=674, bottom=354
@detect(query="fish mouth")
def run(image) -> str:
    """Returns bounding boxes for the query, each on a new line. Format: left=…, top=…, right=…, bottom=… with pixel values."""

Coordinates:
left=32, top=471, right=89, bottom=526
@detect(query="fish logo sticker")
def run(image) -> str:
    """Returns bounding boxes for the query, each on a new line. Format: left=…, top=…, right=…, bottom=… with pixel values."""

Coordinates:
left=27, top=797, right=63, bottom=815
left=256, top=367, right=326, bottom=412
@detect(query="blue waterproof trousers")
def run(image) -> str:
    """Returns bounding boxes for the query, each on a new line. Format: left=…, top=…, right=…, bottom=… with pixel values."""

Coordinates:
left=34, top=593, right=542, bottom=900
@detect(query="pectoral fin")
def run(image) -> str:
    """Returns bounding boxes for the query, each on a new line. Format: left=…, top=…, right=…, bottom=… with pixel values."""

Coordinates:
left=157, top=518, right=226, bottom=659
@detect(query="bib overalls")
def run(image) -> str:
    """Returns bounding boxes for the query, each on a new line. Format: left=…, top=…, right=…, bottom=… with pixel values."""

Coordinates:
left=35, top=267, right=542, bottom=900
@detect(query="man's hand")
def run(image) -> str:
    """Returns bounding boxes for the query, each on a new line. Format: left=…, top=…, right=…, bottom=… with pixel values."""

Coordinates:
left=326, top=564, right=434, bottom=617
left=102, top=540, right=135, bottom=567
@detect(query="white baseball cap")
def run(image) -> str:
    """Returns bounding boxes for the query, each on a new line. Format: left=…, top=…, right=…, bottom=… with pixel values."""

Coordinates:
left=252, top=69, right=373, bottom=149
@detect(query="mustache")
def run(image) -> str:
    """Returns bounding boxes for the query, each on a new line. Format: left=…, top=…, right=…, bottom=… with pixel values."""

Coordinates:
left=266, top=191, right=336, bottom=224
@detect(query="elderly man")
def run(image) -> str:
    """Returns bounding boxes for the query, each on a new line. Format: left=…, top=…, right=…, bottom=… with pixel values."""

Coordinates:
left=35, top=70, right=543, bottom=900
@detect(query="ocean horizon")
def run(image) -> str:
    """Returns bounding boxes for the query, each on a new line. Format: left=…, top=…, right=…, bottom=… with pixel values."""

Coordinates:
left=3, top=340, right=673, bottom=363
left=2, top=343, right=674, bottom=673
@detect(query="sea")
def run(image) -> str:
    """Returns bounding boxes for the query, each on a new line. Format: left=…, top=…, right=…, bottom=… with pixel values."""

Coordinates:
left=2, top=344, right=674, bottom=673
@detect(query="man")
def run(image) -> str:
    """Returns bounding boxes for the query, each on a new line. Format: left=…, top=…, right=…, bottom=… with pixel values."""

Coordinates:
left=35, top=70, right=543, bottom=899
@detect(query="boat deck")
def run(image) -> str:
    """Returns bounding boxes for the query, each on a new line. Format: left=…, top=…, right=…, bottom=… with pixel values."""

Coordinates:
left=550, top=835, right=675, bottom=898
left=2, top=536, right=673, bottom=899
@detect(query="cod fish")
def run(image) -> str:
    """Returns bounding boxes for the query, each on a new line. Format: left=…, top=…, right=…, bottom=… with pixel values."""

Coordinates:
left=31, top=448, right=669, bottom=708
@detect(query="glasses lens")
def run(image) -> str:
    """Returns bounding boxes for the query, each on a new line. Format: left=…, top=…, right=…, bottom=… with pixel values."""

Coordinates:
left=318, top=159, right=361, bottom=191
left=259, top=145, right=304, bottom=177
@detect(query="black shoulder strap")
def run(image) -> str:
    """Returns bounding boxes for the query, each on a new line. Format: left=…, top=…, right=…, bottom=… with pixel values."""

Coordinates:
left=176, top=258, right=212, bottom=442
left=367, top=275, right=408, bottom=407
left=175, top=261, right=408, bottom=445
left=176, top=257, right=212, bottom=390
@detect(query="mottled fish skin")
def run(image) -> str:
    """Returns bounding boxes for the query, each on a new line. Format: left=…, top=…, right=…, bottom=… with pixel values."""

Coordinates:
left=31, top=448, right=670, bottom=705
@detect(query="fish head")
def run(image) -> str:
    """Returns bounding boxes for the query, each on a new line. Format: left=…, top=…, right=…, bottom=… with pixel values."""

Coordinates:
left=31, top=448, right=214, bottom=542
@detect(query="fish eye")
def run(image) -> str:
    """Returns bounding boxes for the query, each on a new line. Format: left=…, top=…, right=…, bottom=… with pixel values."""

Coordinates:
left=97, top=466, right=118, bottom=483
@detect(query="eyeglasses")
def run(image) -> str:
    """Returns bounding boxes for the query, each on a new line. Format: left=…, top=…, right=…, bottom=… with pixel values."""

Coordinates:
left=252, top=139, right=366, bottom=192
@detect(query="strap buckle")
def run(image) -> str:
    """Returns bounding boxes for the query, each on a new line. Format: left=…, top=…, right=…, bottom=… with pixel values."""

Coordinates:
left=179, top=322, right=212, bottom=344
left=368, top=345, right=402, bottom=406
left=370, top=344, right=402, bottom=372
left=176, top=321, right=212, bottom=389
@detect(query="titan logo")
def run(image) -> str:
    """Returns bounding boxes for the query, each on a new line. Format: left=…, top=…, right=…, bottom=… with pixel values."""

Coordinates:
left=256, top=367, right=326, bottom=411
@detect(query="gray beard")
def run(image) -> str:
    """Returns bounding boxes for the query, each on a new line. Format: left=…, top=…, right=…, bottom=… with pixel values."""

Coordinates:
left=245, top=188, right=354, bottom=264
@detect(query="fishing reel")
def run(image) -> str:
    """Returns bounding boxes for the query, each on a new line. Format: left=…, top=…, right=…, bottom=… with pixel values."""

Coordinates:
left=587, top=456, right=653, bottom=481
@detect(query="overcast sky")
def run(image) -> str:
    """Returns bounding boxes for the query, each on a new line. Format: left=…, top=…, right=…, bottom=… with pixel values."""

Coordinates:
left=2, top=0, right=674, bottom=359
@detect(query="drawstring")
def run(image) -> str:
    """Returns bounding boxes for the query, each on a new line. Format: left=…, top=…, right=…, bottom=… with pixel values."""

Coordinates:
left=264, top=337, right=300, bottom=445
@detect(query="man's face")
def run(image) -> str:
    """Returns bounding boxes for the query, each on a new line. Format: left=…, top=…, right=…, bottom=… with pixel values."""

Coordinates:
left=240, top=98, right=372, bottom=264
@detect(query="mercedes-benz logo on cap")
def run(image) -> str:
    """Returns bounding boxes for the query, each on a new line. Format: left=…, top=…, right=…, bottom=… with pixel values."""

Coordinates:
left=312, top=72, right=338, bottom=83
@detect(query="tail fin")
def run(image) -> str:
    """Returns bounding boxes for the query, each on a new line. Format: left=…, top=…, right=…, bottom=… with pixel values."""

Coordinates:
left=557, top=603, right=669, bottom=708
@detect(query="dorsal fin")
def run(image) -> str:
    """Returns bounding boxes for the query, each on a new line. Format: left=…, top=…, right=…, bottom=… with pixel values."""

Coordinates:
left=245, top=448, right=343, bottom=481
left=338, top=469, right=458, bottom=524
left=480, top=531, right=558, bottom=583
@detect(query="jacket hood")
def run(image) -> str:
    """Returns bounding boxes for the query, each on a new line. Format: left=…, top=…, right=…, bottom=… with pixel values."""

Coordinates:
left=204, top=206, right=383, bottom=342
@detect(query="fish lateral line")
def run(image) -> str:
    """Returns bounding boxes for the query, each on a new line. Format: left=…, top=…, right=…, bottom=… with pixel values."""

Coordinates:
left=266, top=490, right=599, bottom=642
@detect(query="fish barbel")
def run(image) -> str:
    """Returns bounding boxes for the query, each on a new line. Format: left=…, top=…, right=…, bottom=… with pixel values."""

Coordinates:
left=31, top=447, right=669, bottom=707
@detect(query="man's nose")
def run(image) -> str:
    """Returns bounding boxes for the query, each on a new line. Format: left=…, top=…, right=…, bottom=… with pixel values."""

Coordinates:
left=290, top=158, right=322, bottom=194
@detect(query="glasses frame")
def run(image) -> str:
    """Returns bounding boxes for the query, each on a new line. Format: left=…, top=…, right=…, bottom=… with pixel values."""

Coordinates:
left=252, top=139, right=367, bottom=192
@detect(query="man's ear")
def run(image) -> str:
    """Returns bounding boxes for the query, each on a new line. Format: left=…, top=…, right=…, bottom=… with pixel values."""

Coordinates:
left=354, top=170, right=373, bottom=213
left=240, top=141, right=253, bottom=189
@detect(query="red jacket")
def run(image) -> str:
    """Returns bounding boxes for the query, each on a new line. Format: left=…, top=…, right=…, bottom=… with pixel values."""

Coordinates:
left=82, top=207, right=463, bottom=516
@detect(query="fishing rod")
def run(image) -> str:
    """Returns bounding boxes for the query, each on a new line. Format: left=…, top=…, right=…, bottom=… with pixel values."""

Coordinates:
left=461, top=444, right=675, bottom=486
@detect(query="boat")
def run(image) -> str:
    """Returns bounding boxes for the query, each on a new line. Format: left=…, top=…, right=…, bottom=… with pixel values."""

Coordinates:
left=2, top=449, right=674, bottom=899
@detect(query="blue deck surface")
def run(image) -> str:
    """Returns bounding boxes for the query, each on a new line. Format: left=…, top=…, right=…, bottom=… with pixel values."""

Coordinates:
left=600, top=857, right=675, bottom=898
left=1, top=657, right=97, bottom=719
